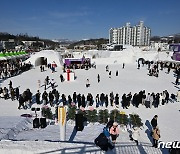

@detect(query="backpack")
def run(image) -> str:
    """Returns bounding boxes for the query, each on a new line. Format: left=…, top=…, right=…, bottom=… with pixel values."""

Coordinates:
left=94, top=133, right=108, bottom=146
left=103, top=127, right=110, bottom=137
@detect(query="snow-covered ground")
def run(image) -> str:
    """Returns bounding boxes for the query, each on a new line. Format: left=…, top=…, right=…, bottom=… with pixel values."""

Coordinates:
left=0, top=48, right=179, bottom=154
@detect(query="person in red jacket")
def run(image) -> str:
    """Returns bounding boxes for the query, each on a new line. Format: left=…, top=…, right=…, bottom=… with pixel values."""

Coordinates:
left=109, top=122, right=119, bottom=144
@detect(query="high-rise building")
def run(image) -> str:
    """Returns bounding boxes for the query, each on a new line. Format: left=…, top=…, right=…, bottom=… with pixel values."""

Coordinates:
left=109, top=21, right=151, bottom=46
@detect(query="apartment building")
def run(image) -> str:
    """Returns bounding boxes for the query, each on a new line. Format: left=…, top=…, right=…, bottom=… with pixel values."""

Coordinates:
left=109, top=21, right=151, bottom=46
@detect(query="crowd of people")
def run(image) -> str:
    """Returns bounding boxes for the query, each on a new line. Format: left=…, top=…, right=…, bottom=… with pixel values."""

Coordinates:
left=138, top=59, right=180, bottom=80
left=6, top=88, right=176, bottom=110
left=0, top=76, right=176, bottom=110
left=1, top=59, right=179, bottom=111
left=0, top=59, right=32, bottom=79
left=0, top=80, right=19, bottom=101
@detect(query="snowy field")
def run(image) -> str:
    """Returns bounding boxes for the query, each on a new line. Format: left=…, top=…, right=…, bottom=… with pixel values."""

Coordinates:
left=0, top=49, right=180, bottom=154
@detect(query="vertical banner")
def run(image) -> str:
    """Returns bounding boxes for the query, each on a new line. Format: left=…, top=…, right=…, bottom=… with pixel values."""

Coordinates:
left=58, top=106, right=66, bottom=141
left=67, top=69, right=70, bottom=81
left=67, top=72, right=70, bottom=81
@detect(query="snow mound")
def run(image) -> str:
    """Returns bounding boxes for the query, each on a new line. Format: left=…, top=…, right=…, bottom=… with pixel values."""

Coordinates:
left=75, top=46, right=174, bottom=65
left=26, top=50, right=63, bottom=67
left=2, top=117, right=32, bottom=140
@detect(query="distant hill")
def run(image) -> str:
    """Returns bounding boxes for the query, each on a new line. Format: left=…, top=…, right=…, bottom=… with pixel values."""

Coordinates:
left=150, top=33, right=180, bottom=43
left=68, top=38, right=108, bottom=49
left=52, top=39, right=77, bottom=44
left=0, top=32, right=60, bottom=49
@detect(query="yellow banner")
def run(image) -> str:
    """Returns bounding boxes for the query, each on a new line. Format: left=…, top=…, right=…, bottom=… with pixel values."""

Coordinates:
left=58, top=107, right=66, bottom=126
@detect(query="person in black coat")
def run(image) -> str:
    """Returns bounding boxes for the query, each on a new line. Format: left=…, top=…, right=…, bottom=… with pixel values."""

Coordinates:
left=67, top=95, right=72, bottom=105
left=61, top=94, right=67, bottom=106
left=132, top=93, right=137, bottom=106
left=110, top=92, right=114, bottom=106
left=81, top=94, right=86, bottom=108
left=105, top=94, right=108, bottom=108
left=26, top=89, right=32, bottom=104
left=100, top=93, right=105, bottom=106
left=95, top=94, right=100, bottom=107
left=127, top=92, right=132, bottom=107
left=35, top=90, right=41, bottom=104
left=8, top=80, right=13, bottom=90
left=155, top=93, right=160, bottom=108
left=122, top=93, right=127, bottom=109
left=18, top=94, right=25, bottom=109
left=97, top=74, right=100, bottom=83
left=60, top=74, right=64, bottom=82
left=15, top=87, right=20, bottom=100
left=175, top=76, right=179, bottom=85
left=73, top=92, right=77, bottom=104
left=106, top=120, right=114, bottom=130
left=116, top=70, right=118, bottom=76
left=151, top=115, right=158, bottom=129
left=77, top=94, right=82, bottom=108
left=94, top=133, right=114, bottom=151
left=49, top=91, right=54, bottom=106
left=135, top=93, right=141, bottom=108
left=42, top=91, right=48, bottom=105
left=165, top=90, right=169, bottom=104
left=90, top=94, right=93, bottom=106
left=114, top=94, right=119, bottom=107
left=54, top=90, right=60, bottom=104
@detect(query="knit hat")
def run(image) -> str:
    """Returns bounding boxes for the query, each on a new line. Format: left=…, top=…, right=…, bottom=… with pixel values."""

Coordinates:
left=113, top=122, right=118, bottom=126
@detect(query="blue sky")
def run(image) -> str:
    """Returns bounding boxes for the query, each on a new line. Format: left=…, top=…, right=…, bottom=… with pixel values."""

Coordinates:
left=0, top=0, right=180, bottom=40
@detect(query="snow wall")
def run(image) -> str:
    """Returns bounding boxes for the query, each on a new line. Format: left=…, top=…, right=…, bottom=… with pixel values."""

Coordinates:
left=72, top=46, right=173, bottom=65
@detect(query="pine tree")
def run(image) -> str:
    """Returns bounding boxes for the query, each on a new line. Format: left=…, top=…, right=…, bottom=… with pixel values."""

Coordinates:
left=87, top=109, right=98, bottom=123
left=98, top=109, right=109, bottom=124
left=119, top=113, right=129, bottom=126
left=129, top=114, right=143, bottom=127
left=67, top=106, right=77, bottom=120
left=41, top=107, right=53, bottom=119
left=109, top=109, right=120, bottom=122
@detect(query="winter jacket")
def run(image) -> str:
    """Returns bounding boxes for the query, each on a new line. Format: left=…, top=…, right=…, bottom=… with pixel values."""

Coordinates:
left=151, top=118, right=157, bottom=128
left=177, top=91, right=180, bottom=102
left=19, top=95, right=24, bottom=104
left=159, top=95, right=163, bottom=104
left=94, top=133, right=109, bottom=151
left=109, top=126, right=119, bottom=135
left=149, top=95, right=154, bottom=103
left=132, top=128, right=140, bottom=140
left=146, top=94, right=150, bottom=102
left=152, top=128, right=160, bottom=140
left=95, top=133, right=109, bottom=147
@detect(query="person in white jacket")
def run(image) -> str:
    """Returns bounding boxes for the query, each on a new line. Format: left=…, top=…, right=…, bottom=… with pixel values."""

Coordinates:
left=149, top=93, right=154, bottom=109
left=130, top=127, right=140, bottom=145
left=177, top=90, right=180, bottom=102
left=145, top=93, right=151, bottom=108
left=159, top=93, right=163, bottom=105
